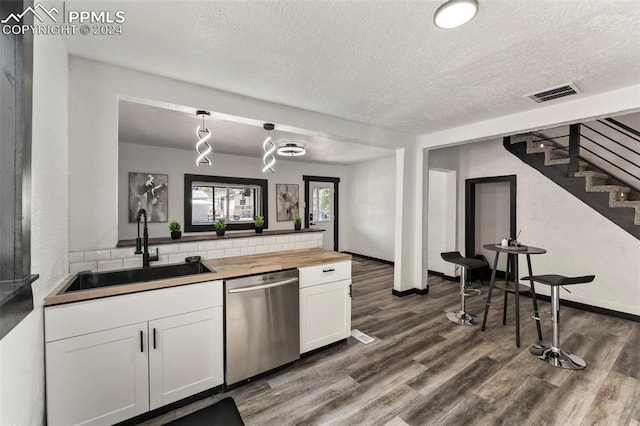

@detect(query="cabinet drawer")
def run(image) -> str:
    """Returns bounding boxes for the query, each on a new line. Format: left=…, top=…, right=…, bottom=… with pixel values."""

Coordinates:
left=299, top=261, right=351, bottom=288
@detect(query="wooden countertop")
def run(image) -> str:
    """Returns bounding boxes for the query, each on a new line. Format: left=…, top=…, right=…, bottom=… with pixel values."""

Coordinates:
left=44, top=248, right=351, bottom=307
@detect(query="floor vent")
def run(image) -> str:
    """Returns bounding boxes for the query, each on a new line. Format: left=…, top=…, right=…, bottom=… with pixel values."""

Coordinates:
left=527, top=83, right=580, bottom=103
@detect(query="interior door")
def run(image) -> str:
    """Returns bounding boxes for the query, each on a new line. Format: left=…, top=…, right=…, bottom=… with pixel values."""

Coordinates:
left=309, top=182, right=334, bottom=251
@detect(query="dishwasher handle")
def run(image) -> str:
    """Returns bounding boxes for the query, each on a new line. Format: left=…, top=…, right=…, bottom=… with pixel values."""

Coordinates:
left=228, top=278, right=298, bottom=294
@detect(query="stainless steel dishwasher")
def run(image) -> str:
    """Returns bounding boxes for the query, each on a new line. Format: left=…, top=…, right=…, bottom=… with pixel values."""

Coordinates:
left=225, top=269, right=300, bottom=385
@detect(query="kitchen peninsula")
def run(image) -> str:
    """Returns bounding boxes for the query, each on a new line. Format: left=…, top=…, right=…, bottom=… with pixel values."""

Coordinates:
left=43, top=248, right=351, bottom=426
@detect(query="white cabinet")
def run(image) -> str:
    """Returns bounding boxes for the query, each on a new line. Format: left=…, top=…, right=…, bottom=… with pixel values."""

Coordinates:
left=45, top=281, right=223, bottom=426
left=299, top=261, right=352, bottom=353
left=149, top=307, right=223, bottom=410
left=46, top=323, right=149, bottom=426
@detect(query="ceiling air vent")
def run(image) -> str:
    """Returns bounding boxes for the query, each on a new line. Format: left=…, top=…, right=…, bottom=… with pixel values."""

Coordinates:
left=527, top=83, right=581, bottom=103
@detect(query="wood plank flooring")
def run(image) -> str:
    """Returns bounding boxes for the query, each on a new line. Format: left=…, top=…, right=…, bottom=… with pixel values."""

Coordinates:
left=143, top=257, right=639, bottom=426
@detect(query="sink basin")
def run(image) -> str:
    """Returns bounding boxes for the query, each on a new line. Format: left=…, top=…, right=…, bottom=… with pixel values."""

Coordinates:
left=62, top=262, right=214, bottom=294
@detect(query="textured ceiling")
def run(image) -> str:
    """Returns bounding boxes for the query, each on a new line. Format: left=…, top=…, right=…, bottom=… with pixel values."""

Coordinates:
left=63, top=0, right=640, bottom=135
left=118, top=101, right=393, bottom=165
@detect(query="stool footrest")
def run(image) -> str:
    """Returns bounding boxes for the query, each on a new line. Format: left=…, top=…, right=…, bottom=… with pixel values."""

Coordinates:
left=460, top=288, right=482, bottom=297
left=529, top=344, right=586, bottom=370
left=530, top=311, right=552, bottom=321
left=446, top=310, right=479, bottom=326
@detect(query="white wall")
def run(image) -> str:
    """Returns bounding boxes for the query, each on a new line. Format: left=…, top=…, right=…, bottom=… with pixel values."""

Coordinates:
left=343, top=155, right=396, bottom=262
left=0, top=35, right=68, bottom=425
left=453, top=138, right=640, bottom=315
left=118, top=142, right=347, bottom=241
left=68, top=57, right=412, bottom=252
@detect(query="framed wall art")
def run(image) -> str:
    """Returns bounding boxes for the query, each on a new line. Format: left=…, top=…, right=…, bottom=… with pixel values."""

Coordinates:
left=276, top=184, right=299, bottom=221
left=128, top=172, right=168, bottom=222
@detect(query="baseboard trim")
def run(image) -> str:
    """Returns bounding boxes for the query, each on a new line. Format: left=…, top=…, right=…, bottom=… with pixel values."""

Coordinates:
left=392, top=286, right=428, bottom=297
left=342, top=251, right=394, bottom=265
left=530, top=293, right=639, bottom=323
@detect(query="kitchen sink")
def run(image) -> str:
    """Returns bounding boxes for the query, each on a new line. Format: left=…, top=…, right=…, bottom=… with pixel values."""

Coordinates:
left=62, top=262, right=214, bottom=294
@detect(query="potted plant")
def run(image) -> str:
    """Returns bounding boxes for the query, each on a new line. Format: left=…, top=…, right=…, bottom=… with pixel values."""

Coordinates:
left=215, top=219, right=227, bottom=237
left=293, top=216, right=302, bottom=231
left=168, top=220, right=182, bottom=239
left=254, top=215, right=265, bottom=233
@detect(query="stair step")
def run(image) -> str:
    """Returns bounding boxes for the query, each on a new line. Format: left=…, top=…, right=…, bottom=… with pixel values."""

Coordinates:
left=545, top=157, right=570, bottom=165
left=610, top=200, right=640, bottom=208
left=511, top=135, right=531, bottom=144
left=587, top=184, right=630, bottom=193
left=575, top=171, right=609, bottom=180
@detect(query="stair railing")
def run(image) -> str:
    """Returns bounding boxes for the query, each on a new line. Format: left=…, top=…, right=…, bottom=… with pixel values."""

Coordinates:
left=569, top=119, right=640, bottom=193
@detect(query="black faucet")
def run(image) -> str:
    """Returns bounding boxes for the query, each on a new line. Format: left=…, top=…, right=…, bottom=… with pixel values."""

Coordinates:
left=135, top=208, right=159, bottom=268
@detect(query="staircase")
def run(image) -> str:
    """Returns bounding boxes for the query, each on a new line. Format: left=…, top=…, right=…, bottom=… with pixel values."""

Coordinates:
left=504, top=117, right=640, bottom=240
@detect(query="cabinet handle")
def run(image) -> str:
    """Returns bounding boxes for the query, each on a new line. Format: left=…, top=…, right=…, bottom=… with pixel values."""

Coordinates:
left=153, top=328, right=157, bottom=350
left=349, top=284, right=352, bottom=298
left=322, top=268, right=335, bottom=273
left=140, top=330, right=143, bottom=352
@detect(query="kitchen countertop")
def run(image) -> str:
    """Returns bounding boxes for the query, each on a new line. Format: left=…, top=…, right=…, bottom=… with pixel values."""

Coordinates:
left=44, top=248, right=351, bottom=307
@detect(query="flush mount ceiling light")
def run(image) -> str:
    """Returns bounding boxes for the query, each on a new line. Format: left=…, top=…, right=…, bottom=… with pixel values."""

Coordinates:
left=434, top=0, right=478, bottom=29
left=262, top=123, right=276, bottom=173
left=277, top=143, right=306, bottom=157
left=195, top=110, right=212, bottom=167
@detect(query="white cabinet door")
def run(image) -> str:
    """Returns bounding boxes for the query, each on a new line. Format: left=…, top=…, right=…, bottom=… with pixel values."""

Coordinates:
left=148, top=307, right=223, bottom=410
left=46, top=323, right=149, bottom=426
left=300, top=279, right=351, bottom=353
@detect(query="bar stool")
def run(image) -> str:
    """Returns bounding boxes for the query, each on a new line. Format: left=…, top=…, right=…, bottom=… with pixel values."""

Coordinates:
left=522, top=274, right=595, bottom=370
left=441, top=252, right=488, bottom=326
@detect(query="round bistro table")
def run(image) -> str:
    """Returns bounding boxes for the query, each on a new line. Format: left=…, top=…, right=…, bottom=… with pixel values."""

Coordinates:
left=481, top=244, right=547, bottom=348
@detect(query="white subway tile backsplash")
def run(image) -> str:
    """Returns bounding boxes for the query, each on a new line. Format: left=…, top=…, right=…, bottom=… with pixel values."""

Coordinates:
left=68, top=252, right=84, bottom=263
left=306, top=240, right=318, bottom=248
left=69, top=262, right=97, bottom=273
left=255, top=245, right=270, bottom=254
left=240, top=246, right=256, bottom=256
left=224, top=248, right=241, bottom=257
left=282, top=243, right=296, bottom=251
left=187, top=252, right=203, bottom=259
left=155, top=255, right=170, bottom=265
left=269, top=244, right=283, bottom=252
left=198, top=241, right=218, bottom=251
left=110, top=247, right=136, bottom=259
left=252, top=237, right=265, bottom=246
left=84, top=249, right=111, bottom=262
left=158, top=244, right=181, bottom=255
left=168, top=254, right=185, bottom=263
left=123, top=257, right=141, bottom=269
left=207, top=249, right=225, bottom=259
left=313, top=232, right=323, bottom=240
left=232, top=239, right=249, bottom=248
left=276, top=236, right=292, bottom=244
left=217, top=240, right=233, bottom=249
left=97, top=259, right=124, bottom=272
left=315, top=240, right=322, bottom=248
left=295, top=242, right=307, bottom=250
left=179, top=243, right=199, bottom=253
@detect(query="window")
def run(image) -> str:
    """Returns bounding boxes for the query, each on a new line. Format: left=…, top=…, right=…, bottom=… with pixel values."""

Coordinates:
left=184, top=174, right=268, bottom=232
left=312, top=186, right=332, bottom=221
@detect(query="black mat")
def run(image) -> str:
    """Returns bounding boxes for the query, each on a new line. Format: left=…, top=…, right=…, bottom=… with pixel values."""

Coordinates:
left=165, top=397, right=244, bottom=426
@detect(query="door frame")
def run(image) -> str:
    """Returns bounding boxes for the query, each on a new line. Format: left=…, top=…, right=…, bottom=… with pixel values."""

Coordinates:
left=303, top=175, right=340, bottom=251
left=464, top=175, right=517, bottom=259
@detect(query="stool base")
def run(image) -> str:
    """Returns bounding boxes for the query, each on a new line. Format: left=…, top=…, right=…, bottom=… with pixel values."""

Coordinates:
left=529, top=344, right=586, bottom=370
left=446, top=310, right=479, bottom=326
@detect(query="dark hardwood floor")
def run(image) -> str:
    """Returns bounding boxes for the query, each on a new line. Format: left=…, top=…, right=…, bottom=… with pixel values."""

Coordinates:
left=143, top=257, right=640, bottom=426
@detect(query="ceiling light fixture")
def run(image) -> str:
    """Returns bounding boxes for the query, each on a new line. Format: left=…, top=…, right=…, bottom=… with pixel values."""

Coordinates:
left=277, top=143, right=306, bottom=157
left=262, top=123, right=276, bottom=173
left=434, top=0, right=478, bottom=29
left=195, top=110, right=212, bottom=167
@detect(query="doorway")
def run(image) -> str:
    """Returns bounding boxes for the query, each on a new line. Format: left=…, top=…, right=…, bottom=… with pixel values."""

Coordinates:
left=427, top=169, right=457, bottom=277
left=465, top=175, right=516, bottom=275
left=303, top=175, right=340, bottom=251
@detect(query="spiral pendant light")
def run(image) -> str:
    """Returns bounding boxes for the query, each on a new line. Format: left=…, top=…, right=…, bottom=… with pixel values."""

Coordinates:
left=262, top=123, right=276, bottom=173
left=195, top=110, right=212, bottom=167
